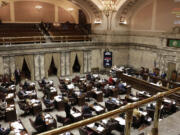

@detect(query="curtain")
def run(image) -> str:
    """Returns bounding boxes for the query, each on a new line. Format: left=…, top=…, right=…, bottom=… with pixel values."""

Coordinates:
left=77, top=51, right=84, bottom=74
left=15, top=56, right=24, bottom=71
left=44, top=53, right=52, bottom=78
left=24, top=55, right=35, bottom=81
left=70, top=52, right=76, bottom=75
left=53, top=53, right=61, bottom=77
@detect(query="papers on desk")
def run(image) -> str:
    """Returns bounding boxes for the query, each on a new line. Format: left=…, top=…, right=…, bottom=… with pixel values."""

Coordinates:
left=6, top=93, right=14, bottom=99
left=54, top=95, right=62, bottom=102
left=30, top=82, right=35, bottom=86
left=94, top=91, right=102, bottom=94
left=131, top=96, right=139, bottom=101
left=164, top=98, right=176, bottom=104
left=115, top=117, right=125, bottom=125
left=70, top=110, right=81, bottom=118
left=6, top=104, right=14, bottom=111
left=11, top=121, right=24, bottom=130
left=50, top=87, right=57, bottom=92
left=102, top=119, right=108, bottom=124
left=97, top=126, right=104, bottom=132
left=139, top=110, right=147, bottom=116
left=71, top=112, right=81, bottom=118
left=109, top=85, right=115, bottom=89
left=93, top=74, right=99, bottom=78
left=122, top=83, right=127, bottom=86
left=87, top=123, right=95, bottom=128
left=93, top=105, right=104, bottom=112
left=67, top=84, right=75, bottom=89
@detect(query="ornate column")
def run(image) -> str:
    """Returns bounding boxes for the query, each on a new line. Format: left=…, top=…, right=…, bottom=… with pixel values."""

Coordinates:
left=10, top=0, right=15, bottom=22
left=61, top=52, right=66, bottom=76
left=87, top=51, right=92, bottom=72
left=34, top=55, right=40, bottom=80
left=65, top=52, right=70, bottom=76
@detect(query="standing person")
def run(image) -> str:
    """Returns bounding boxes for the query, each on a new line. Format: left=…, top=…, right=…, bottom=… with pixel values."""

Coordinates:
left=64, top=98, right=71, bottom=118
left=14, top=68, right=20, bottom=85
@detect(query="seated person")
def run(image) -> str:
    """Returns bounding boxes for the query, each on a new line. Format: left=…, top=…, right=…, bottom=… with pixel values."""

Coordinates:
left=0, top=99, right=7, bottom=114
left=161, top=72, right=167, bottom=79
left=82, top=103, right=92, bottom=118
left=41, top=77, right=46, bottom=85
left=0, top=124, right=10, bottom=135
left=118, top=82, right=126, bottom=93
left=23, top=79, right=29, bottom=89
left=108, top=76, right=115, bottom=85
left=35, top=112, right=45, bottom=126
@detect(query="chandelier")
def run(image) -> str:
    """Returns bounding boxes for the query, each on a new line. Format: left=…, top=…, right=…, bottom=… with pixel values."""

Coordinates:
left=0, top=1, right=8, bottom=7
left=102, top=0, right=116, bottom=17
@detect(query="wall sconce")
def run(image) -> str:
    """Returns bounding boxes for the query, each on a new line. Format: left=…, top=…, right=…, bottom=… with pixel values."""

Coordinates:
left=67, top=8, right=74, bottom=11
left=94, top=18, right=102, bottom=24
left=119, top=20, right=127, bottom=25
left=35, top=5, right=42, bottom=10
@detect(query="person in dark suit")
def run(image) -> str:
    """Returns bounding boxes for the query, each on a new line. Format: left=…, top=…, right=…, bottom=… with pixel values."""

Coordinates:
left=0, top=124, right=10, bottom=135
left=14, top=68, right=21, bottom=85
left=35, top=113, right=45, bottom=126
left=82, top=103, right=92, bottom=118
left=41, top=77, right=46, bottom=85
left=64, top=98, right=71, bottom=118
left=23, top=79, right=29, bottom=90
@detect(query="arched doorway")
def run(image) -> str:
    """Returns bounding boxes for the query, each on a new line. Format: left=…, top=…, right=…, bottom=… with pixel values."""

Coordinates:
left=48, top=57, right=57, bottom=76
left=73, top=55, right=81, bottom=73
left=21, top=59, right=31, bottom=80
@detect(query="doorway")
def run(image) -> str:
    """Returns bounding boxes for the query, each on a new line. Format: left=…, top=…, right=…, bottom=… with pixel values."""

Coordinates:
left=73, top=55, right=81, bottom=73
left=21, top=59, right=31, bottom=80
left=167, top=62, right=176, bottom=80
left=48, top=58, right=57, bottom=76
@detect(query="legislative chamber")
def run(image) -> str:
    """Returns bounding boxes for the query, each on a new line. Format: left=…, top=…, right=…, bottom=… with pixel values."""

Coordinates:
left=0, top=0, right=180, bottom=135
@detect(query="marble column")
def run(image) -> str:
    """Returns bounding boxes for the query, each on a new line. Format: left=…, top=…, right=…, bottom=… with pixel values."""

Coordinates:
left=83, top=51, right=88, bottom=73
left=65, top=52, right=70, bottom=76
left=61, top=52, right=66, bottom=76
left=0, top=57, right=4, bottom=75
left=9, top=57, right=15, bottom=74
left=87, top=51, right=92, bottom=72
left=34, top=55, right=40, bottom=80
left=3, top=57, right=10, bottom=74
left=40, top=54, right=45, bottom=79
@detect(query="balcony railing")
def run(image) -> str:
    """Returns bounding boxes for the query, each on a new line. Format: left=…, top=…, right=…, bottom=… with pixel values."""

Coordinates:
left=0, top=35, right=92, bottom=45
left=38, top=87, right=180, bottom=135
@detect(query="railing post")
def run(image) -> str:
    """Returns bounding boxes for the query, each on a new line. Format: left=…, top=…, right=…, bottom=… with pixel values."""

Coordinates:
left=151, top=99, right=162, bottom=135
left=125, top=109, right=133, bottom=135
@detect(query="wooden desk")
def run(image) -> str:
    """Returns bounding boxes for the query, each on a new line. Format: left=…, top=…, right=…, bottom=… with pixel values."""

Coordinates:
left=10, top=120, right=29, bottom=135
left=105, top=98, right=124, bottom=111
left=70, top=107, right=82, bottom=122
left=5, top=93, right=15, bottom=104
left=5, top=104, right=17, bottom=122
left=93, top=91, right=103, bottom=102
left=54, top=95, right=64, bottom=110
left=42, top=113, right=57, bottom=130
left=91, top=103, right=105, bottom=115
left=118, top=73, right=180, bottom=104
left=27, top=99, right=42, bottom=115
left=74, top=92, right=85, bottom=106
left=86, top=122, right=106, bottom=135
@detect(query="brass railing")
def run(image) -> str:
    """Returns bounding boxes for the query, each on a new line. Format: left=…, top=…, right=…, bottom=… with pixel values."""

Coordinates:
left=38, top=87, right=180, bottom=135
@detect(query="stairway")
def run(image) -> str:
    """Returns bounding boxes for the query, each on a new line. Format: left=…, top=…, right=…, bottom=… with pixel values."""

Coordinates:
left=140, top=111, right=180, bottom=135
